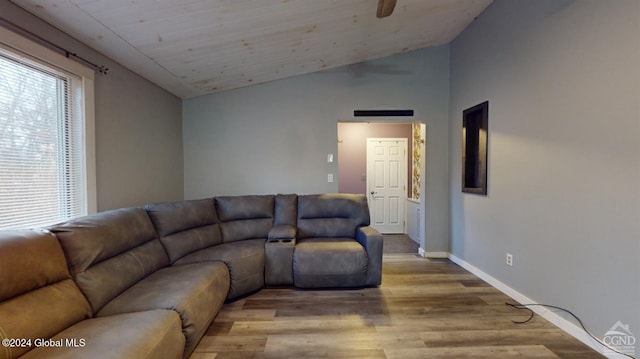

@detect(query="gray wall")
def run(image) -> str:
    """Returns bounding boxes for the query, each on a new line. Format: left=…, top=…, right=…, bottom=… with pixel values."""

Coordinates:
left=1, top=2, right=184, bottom=211
left=450, top=0, right=639, bottom=338
left=183, top=46, right=450, bottom=252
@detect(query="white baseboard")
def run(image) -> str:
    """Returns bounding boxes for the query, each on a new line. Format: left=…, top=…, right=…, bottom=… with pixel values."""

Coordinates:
left=447, top=254, right=617, bottom=358
left=417, top=248, right=449, bottom=259
left=425, top=251, right=449, bottom=258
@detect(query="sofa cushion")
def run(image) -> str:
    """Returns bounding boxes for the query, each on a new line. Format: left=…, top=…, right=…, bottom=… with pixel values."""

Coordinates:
left=174, top=239, right=265, bottom=300
left=97, top=262, right=229, bottom=358
left=293, top=238, right=368, bottom=288
left=21, top=310, right=184, bottom=359
left=50, top=208, right=169, bottom=314
left=0, top=230, right=92, bottom=359
left=0, top=230, right=69, bottom=302
left=215, top=195, right=274, bottom=243
left=297, top=194, right=370, bottom=239
left=145, top=198, right=223, bottom=263
left=274, top=194, right=297, bottom=226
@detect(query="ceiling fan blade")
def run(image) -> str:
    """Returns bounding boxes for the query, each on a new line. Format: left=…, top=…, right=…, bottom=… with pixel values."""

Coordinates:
left=377, top=0, right=397, bottom=18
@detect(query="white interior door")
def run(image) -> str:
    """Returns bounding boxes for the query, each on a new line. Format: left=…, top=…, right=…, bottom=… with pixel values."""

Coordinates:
left=366, top=138, right=407, bottom=234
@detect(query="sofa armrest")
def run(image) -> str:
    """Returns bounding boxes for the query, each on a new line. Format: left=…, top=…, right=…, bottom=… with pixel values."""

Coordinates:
left=266, top=226, right=295, bottom=286
left=356, top=226, right=383, bottom=286
left=268, top=225, right=297, bottom=240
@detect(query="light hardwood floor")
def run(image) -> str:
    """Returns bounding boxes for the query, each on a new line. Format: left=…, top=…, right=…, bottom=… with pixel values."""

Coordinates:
left=190, top=236, right=603, bottom=358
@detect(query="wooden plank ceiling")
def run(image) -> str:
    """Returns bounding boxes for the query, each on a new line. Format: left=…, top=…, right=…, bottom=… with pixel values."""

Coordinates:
left=13, top=0, right=492, bottom=99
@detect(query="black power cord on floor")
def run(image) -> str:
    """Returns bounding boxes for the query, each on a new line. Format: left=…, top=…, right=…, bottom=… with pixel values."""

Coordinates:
left=505, top=302, right=636, bottom=359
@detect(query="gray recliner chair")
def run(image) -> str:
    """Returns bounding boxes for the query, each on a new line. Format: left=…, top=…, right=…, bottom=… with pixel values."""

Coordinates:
left=292, top=194, right=383, bottom=288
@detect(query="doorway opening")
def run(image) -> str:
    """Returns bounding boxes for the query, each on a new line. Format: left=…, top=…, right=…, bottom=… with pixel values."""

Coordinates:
left=337, top=122, right=425, bottom=248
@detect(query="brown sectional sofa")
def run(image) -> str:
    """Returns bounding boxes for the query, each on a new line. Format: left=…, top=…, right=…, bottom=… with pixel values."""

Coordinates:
left=0, top=193, right=382, bottom=359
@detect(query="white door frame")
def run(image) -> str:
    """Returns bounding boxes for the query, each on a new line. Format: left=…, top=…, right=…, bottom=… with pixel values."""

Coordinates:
left=366, top=138, right=408, bottom=234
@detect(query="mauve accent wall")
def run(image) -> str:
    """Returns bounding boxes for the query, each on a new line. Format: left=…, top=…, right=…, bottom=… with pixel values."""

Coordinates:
left=337, top=122, right=412, bottom=195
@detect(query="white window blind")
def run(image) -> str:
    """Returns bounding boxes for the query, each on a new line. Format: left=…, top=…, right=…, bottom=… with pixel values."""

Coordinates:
left=0, top=48, right=87, bottom=230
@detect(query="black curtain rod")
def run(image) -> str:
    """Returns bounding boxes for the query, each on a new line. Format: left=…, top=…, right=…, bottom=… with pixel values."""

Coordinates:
left=0, top=17, right=108, bottom=75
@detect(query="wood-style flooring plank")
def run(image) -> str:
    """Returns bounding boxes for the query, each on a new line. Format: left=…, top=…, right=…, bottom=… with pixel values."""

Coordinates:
left=385, top=344, right=560, bottom=359
left=191, top=248, right=604, bottom=359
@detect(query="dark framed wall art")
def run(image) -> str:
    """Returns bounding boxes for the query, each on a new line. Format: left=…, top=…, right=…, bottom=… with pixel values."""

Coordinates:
left=462, top=101, right=488, bottom=195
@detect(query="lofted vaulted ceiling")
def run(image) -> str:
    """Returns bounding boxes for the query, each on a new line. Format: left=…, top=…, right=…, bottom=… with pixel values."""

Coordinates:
left=12, top=0, right=493, bottom=99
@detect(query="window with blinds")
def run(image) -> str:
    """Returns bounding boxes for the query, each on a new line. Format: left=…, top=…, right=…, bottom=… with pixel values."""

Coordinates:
left=0, top=48, right=87, bottom=230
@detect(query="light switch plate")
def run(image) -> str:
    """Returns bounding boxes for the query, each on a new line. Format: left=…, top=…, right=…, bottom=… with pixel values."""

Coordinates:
left=327, top=154, right=334, bottom=163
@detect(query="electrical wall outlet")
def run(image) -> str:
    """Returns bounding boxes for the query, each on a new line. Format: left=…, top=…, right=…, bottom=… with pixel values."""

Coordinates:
left=327, top=173, right=334, bottom=183
left=506, top=253, right=513, bottom=266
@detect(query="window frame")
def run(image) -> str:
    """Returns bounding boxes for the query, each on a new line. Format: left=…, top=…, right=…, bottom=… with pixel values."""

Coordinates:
left=0, top=25, right=97, bottom=227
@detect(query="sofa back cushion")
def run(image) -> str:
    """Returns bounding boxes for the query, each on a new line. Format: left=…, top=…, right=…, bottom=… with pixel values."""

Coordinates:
left=215, top=195, right=274, bottom=243
left=297, top=194, right=370, bottom=239
left=50, top=208, right=168, bottom=314
left=0, top=230, right=92, bottom=359
left=274, top=194, right=297, bottom=226
left=145, top=198, right=222, bottom=263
